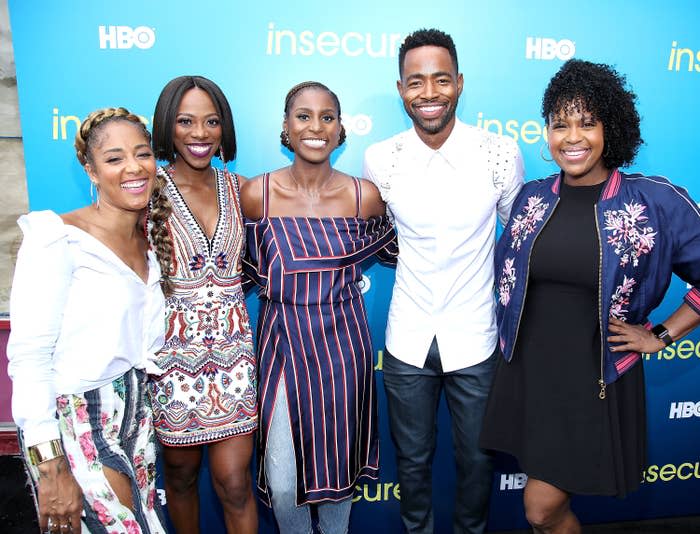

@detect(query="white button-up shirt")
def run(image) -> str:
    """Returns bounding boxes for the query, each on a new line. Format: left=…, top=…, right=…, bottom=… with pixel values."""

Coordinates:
left=7, top=211, right=165, bottom=446
left=363, top=119, right=524, bottom=372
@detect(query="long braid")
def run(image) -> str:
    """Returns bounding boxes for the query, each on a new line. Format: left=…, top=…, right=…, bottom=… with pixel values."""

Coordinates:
left=75, top=107, right=175, bottom=295
left=150, top=168, right=174, bottom=296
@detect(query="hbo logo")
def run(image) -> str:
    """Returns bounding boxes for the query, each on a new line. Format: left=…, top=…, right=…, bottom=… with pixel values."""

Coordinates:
left=525, top=37, right=575, bottom=60
left=99, top=26, right=156, bottom=49
left=342, top=113, right=373, bottom=136
left=499, top=473, right=528, bottom=490
left=669, top=401, right=700, bottom=419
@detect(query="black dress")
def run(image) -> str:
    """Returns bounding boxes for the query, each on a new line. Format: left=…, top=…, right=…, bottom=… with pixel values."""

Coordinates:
left=480, top=180, right=645, bottom=497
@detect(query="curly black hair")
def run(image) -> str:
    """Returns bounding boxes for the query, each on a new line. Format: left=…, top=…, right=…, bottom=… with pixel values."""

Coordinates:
left=542, top=59, right=642, bottom=169
left=398, top=28, right=458, bottom=78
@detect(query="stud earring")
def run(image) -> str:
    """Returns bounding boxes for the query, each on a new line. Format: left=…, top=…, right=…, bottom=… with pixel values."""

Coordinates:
left=280, top=130, right=291, bottom=148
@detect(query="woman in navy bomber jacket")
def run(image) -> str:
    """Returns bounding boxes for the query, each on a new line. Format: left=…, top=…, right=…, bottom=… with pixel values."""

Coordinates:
left=480, top=59, right=700, bottom=534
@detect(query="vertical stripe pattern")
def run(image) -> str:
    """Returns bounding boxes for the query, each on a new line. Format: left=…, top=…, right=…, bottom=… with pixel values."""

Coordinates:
left=244, top=176, right=396, bottom=505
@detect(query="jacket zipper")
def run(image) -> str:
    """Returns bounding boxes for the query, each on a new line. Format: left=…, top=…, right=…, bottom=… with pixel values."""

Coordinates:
left=510, top=197, right=560, bottom=360
left=594, top=202, right=606, bottom=400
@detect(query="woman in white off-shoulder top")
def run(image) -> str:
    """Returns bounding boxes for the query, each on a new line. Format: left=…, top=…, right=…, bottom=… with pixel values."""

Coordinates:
left=7, top=108, right=173, bottom=534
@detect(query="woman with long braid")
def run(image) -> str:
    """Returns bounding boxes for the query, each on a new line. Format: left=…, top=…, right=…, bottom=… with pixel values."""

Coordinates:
left=148, top=76, right=257, bottom=534
left=7, top=107, right=172, bottom=533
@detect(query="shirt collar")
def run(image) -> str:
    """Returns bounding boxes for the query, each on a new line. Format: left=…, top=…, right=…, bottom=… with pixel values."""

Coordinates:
left=407, top=118, right=466, bottom=170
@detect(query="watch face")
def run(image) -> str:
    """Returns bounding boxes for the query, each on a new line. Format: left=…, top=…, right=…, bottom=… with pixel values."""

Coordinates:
left=652, top=324, right=668, bottom=337
left=651, top=324, right=673, bottom=346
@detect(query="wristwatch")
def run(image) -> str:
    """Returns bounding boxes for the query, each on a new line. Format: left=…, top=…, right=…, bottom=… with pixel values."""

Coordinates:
left=651, top=323, right=674, bottom=347
left=27, top=439, right=65, bottom=466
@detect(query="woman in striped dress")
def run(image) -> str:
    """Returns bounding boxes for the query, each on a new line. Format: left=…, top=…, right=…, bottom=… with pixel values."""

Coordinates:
left=241, top=81, right=396, bottom=534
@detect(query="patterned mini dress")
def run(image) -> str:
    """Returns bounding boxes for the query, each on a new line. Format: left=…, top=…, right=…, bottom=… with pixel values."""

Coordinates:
left=149, top=166, right=257, bottom=446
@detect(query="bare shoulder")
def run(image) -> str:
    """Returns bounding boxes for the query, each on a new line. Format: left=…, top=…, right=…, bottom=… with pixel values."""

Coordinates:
left=232, top=172, right=249, bottom=196
left=60, top=206, right=93, bottom=232
left=240, top=174, right=265, bottom=220
left=358, top=177, right=386, bottom=218
left=329, top=170, right=355, bottom=190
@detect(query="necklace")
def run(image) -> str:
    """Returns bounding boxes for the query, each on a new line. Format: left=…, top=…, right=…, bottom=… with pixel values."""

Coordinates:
left=288, top=166, right=336, bottom=194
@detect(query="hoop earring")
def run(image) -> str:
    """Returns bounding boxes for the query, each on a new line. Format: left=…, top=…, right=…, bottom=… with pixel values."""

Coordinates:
left=90, top=180, right=100, bottom=208
left=540, top=143, right=554, bottom=162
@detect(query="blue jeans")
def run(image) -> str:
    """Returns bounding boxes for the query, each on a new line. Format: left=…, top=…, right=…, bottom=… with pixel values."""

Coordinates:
left=383, top=338, right=497, bottom=534
left=265, top=378, right=352, bottom=534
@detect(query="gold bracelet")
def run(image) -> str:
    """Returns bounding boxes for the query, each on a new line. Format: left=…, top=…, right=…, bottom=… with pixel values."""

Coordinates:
left=27, top=439, right=65, bottom=466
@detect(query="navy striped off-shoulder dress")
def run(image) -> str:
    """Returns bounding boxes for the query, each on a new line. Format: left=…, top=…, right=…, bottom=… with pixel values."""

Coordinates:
left=245, top=173, right=396, bottom=506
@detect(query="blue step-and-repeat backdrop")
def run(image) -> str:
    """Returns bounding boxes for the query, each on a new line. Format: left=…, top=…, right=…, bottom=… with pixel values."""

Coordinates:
left=8, top=1, right=700, bottom=531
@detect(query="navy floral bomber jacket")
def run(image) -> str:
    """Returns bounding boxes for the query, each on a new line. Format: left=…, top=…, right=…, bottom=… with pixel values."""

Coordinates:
left=495, top=169, right=700, bottom=397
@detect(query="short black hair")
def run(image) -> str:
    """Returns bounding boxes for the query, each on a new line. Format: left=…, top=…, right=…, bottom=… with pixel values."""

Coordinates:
left=152, top=75, right=236, bottom=163
left=542, top=59, right=642, bottom=169
left=398, top=28, right=458, bottom=78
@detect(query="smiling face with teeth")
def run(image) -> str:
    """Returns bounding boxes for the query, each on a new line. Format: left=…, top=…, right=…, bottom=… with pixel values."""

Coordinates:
left=86, top=120, right=156, bottom=212
left=397, top=45, right=463, bottom=149
left=284, top=87, right=342, bottom=163
left=172, top=88, right=223, bottom=172
left=547, top=101, right=608, bottom=186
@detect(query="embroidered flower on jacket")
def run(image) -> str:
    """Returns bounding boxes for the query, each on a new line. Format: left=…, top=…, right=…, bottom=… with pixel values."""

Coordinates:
left=498, top=257, right=517, bottom=306
left=604, top=202, right=656, bottom=267
left=510, top=196, right=549, bottom=251
left=609, top=275, right=636, bottom=320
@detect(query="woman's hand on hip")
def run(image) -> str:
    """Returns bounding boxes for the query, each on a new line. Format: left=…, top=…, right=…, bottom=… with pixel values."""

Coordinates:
left=607, top=317, right=665, bottom=354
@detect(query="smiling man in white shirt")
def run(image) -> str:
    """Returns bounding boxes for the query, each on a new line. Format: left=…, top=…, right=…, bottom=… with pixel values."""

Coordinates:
left=363, top=28, right=524, bottom=534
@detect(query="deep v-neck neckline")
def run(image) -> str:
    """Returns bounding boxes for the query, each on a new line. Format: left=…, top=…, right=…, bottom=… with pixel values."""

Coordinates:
left=164, top=166, right=223, bottom=253
left=65, top=224, right=151, bottom=284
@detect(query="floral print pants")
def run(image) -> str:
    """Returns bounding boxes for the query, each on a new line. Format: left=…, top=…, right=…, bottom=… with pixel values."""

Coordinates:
left=25, top=368, right=167, bottom=533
